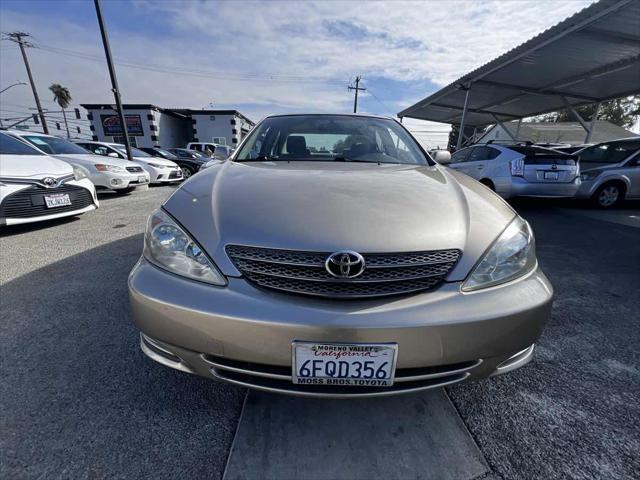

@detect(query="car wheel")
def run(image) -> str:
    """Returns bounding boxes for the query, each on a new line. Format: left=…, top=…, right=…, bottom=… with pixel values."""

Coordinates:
left=115, top=187, right=136, bottom=195
left=593, top=182, right=624, bottom=208
left=181, top=166, right=194, bottom=179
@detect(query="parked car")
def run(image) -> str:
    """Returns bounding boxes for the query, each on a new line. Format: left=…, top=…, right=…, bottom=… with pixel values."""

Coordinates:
left=186, top=142, right=231, bottom=160
left=140, top=147, right=206, bottom=179
left=75, top=141, right=182, bottom=184
left=0, top=131, right=98, bottom=226
left=575, top=138, right=640, bottom=208
left=446, top=143, right=580, bottom=199
left=7, top=131, right=149, bottom=194
left=129, top=114, right=553, bottom=398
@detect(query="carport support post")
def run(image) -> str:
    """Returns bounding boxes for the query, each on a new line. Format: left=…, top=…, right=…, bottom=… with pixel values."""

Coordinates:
left=94, top=0, right=133, bottom=161
left=586, top=102, right=601, bottom=143
left=455, top=86, right=471, bottom=150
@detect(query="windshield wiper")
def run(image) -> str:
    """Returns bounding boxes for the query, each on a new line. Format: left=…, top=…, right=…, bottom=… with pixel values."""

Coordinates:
left=333, top=157, right=382, bottom=164
left=235, top=154, right=280, bottom=162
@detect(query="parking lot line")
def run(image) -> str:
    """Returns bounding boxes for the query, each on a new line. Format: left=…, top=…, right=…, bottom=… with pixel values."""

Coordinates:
left=223, top=389, right=490, bottom=480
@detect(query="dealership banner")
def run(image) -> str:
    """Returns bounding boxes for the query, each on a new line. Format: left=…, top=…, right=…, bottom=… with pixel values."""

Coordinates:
left=100, top=114, right=144, bottom=136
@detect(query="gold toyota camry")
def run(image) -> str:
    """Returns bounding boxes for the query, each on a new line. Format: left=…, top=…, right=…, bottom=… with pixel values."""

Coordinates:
left=128, top=114, right=553, bottom=398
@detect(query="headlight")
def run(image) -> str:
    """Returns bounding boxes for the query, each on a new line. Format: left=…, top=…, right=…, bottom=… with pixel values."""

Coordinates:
left=147, top=162, right=166, bottom=169
left=580, top=170, right=601, bottom=181
left=72, top=166, right=87, bottom=180
left=143, top=209, right=226, bottom=286
left=95, top=163, right=126, bottom=173
left=462, top=216, right=536, bottom=291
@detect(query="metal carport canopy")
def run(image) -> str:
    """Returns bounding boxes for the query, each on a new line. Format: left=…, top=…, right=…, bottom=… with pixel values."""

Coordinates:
left=398, top=0, right=640, bottom=134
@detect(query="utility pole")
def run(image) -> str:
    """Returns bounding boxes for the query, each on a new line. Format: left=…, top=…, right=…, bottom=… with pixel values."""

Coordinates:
left=94, top=0, right=133, bottom=161
left=348, top=76, right=366, bottom=113
left=7, top=32, right=49, bottom=134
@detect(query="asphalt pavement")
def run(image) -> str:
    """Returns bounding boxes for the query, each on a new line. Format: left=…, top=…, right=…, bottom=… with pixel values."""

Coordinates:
left=1, top=187, right=638, bottom=480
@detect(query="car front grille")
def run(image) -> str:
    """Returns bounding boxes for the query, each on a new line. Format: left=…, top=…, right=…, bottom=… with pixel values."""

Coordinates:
left=0, top=183, right=94, bottom=219
left=225, top=245, right=460, bottom=299
left=126, top=166, right=144, bottom=173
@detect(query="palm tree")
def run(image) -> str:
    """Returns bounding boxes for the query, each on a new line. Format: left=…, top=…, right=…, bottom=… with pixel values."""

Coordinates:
left=49, top=83, right=72, bottom=139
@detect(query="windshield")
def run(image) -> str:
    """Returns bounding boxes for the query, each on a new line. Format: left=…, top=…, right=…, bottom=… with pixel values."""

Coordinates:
left=235, top=115, right=429, bottom=165
left=578, top=141, right=640, bottom=164
left=113, top=145, right=151, bottom=157
left=153, top=148, right=176, bottom=159
left=22, top=135, right=90, bottom=155
left=1, top=133, right=45, bottom=155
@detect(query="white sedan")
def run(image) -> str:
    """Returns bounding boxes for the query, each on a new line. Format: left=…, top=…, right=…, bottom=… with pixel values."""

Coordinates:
left=0, top=132, right=98, bottom=226
left=7, top=131, right=150, bottom=194
left=75, top=141, right=183, bottom=184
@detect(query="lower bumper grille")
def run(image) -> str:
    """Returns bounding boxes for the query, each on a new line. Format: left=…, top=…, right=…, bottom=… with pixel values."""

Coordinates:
left=0, top=184, right=94, bottom=219
left=169, top=170, right=182, bottom=179
left=226, top=245, right=460, bottom=299
left=203, top=354, right=480, bottom=398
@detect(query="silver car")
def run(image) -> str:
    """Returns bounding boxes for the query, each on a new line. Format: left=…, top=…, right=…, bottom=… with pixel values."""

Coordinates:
left=128, top=114, right=553, bottom=398
left=575, top=138, right=640, bottom=208
left=446, top=143, right=581, bottom=199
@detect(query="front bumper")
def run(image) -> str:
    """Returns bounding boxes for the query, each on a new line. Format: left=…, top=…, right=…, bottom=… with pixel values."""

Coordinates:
left=155, top=168, right=183, bottom=183
left=501, top=177, right=580, bottom=199
left=93, top=172, right=150, bottom=190
left=129, top=257, right=553, bottom=397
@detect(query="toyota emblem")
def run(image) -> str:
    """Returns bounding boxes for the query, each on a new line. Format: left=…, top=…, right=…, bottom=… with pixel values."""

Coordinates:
left=325, top=251, right=365, bottom=279
left=43, top=177, right=57, bottom=187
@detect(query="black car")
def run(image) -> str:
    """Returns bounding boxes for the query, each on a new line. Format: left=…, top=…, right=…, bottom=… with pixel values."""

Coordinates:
left=139, top=147, right=206, bottom=179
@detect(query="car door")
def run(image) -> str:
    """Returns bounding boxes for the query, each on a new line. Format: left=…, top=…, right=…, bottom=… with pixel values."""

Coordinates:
left=624, top=153, right=640, bottom=197
left=460, top=147, right=488, bottom=180
left=448, top=148, right=472, bottom=173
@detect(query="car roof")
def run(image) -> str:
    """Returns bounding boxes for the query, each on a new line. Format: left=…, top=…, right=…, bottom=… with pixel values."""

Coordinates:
left=264, top=113, right=396, bottom=121
left=6, top=129, right=55, bottom=139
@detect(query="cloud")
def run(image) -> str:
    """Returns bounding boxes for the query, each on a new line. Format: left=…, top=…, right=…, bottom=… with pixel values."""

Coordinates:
left=1, top=0, right=595, bottom=144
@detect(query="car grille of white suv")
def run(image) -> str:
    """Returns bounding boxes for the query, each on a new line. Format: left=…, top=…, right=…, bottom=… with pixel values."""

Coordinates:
left=226, top=245, right=460, bottom=299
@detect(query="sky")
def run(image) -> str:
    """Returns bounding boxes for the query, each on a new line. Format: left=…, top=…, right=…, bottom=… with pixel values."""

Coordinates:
left=0, top=0, right=596, bottom=147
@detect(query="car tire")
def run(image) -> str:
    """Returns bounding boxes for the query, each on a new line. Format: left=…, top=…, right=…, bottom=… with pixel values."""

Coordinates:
left=592, top=182, right=625, bottom=208
left=115, top=187, right=136, bottom=195
left=180, top=166, right=195, bottom=179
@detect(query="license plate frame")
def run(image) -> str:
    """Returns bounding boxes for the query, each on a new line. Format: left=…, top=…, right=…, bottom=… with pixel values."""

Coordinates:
left=138, top=175, right=147, bottom=183
left=44, top=193, right=72, bottom=208
left=291, top=341, right=398, bottom=387
left=544, top=171, right=559, bottom=180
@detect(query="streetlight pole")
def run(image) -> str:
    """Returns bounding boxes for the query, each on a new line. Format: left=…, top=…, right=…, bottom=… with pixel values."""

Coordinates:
left=93, top=0, right=133, bottom=161
left=0, top=81, right=27, bottom=95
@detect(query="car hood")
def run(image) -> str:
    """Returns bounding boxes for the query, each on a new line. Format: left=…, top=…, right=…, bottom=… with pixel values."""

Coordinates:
left=135, top=156, right=178, bottom=167
left=164, top=161, right=516, bottom=280
left=0, top=154, right=73, bottom=178
left=52, top=153, right=133, bottom=168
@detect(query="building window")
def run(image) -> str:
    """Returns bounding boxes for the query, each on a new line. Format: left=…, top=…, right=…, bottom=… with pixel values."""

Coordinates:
left=92, top=135, right=98, bottom=141
left=192, top=128, right=198, bottom=135
left=89, top=125, right=95, bottom=131
left=213, top=137, right=226, bottom=145
left=149, top=124, right=157, bottom=131
left=230, top=119, right=236, bottom=125
left=232, top=129, right=237, bottom=134
left=232, top=138, right=238, bottom=144
left=150, top=135, right=158, bottom=142
left=193, top=137, right=199, bottom=142
left=191, top=118, right=197, bottom=124
left=147, top=114, right=154, bottom=121
left=209, top=115, right=216, bottom=121
left=87, top=113, right=93, bottom=120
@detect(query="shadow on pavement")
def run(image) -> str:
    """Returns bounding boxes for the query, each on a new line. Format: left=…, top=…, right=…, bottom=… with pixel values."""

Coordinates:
left=1, top=234, right=244, bottom=480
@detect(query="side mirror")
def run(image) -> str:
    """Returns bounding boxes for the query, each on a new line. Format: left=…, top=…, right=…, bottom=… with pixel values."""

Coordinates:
left=107, top=152, right=120, bottom=158
left=431, top=150, right=452, bottom=164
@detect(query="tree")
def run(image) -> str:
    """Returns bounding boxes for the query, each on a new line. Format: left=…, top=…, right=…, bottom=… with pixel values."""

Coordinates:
left=49, top=83, right=72, bottom=138
left=532, top=95, right=640, bottom=129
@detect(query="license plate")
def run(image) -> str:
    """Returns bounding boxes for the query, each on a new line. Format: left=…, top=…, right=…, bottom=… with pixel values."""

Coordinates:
left=138, top=176, right=147, bottom=183
left=544, top=171, right=559, bottom=180
left=44, top=193, right=71, bottom=208
left=292, top=342, right=398, bottom=387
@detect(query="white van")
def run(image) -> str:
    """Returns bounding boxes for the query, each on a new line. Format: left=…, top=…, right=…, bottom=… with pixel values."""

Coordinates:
left=186, top=142, right=231, bottom=160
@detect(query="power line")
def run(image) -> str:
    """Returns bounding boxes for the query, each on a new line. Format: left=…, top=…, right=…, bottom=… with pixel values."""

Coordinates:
left=32, top=44, right=348, bottom=86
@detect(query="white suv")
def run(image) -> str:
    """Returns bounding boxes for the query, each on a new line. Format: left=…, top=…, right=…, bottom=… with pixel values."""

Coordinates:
left=446, top=143, right=580, bottom=199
